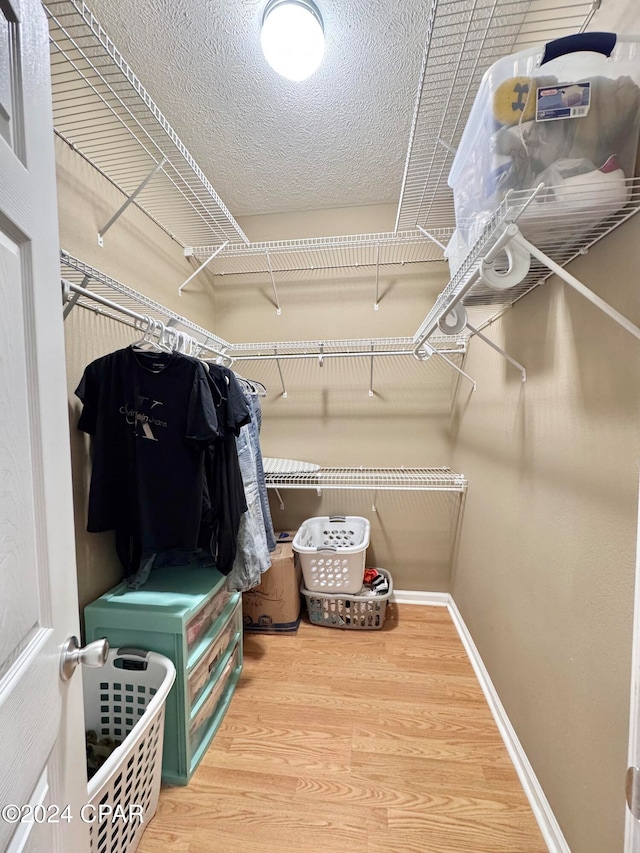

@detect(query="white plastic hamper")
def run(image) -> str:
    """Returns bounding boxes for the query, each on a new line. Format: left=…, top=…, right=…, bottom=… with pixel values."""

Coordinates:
left=83, top=647, right=176, bottom=853
left=292, top=515, right=371, bottom=594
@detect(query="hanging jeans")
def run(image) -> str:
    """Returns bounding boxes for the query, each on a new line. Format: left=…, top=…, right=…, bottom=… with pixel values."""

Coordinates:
left=246, top=394, right=277, bottom=552
left=226, top=425, right=271, bottom=591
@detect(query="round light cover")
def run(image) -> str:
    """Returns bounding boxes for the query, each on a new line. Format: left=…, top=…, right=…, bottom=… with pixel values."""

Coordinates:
left=261, top=0, right=325, bottom=82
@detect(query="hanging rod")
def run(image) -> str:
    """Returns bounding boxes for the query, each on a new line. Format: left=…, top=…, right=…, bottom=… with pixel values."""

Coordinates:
left=231, top=346, right=464, bottom=362
left=60, top=279, right=226, bottom=359
left=59, top=250, right=231, bottom=356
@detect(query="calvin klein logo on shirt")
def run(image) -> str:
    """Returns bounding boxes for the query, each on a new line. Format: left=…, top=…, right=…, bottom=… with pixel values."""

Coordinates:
left=120, top=397, right=167, bottom=441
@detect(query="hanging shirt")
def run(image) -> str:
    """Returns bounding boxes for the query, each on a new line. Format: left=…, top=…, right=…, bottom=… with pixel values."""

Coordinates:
left=75, top=347, right=219, bottom=566
left=203, top=364, right=251, bottom=574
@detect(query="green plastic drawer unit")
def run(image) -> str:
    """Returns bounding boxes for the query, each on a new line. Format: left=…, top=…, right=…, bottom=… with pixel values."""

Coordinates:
left=83, top=564, right=243, bottom=786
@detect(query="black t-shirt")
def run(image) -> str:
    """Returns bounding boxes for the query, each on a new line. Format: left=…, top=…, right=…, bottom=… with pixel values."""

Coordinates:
left=75, top=347, right=219, bottom=559
left=202, top=364, right=251, bottom=573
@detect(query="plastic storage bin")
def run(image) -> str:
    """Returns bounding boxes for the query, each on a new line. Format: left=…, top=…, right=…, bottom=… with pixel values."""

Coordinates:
left=449, top=32, right=640, bottom=247
left=302, top=568, right=393, bottom=630
left=84, top=564, right=243, bottom=786
left=292, top=515, right=371, bottom=594
left=83, top=647, right=176, bottom=853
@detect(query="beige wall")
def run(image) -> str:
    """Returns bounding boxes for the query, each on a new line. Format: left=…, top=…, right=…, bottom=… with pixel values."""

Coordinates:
left=217, top=207, right=456, bottom=589
left=57, top=137, right=218, bottom=612
left=58, top=140, right=458, bottom=597
left=449, top=4, right=640, bottom=851
left=451, top=214, right=640, bottom=851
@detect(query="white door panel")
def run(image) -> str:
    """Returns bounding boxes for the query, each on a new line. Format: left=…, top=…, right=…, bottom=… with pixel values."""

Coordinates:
left=0, top=230, right=41, bottom=666
left=0, top=0, right=89, bottom=850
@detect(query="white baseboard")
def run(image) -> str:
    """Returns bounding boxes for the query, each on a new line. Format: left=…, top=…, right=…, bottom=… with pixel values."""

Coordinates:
left=392, top=589, right=450, bottom=606
left=447, top=599, right=570, bottom=853
left=391, top=591, right=568, bottom=852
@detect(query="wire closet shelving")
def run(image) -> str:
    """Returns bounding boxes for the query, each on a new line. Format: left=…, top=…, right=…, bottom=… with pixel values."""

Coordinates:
left=395, top=0, right=601, bottom=233
left=60, top=257, right=469, bottom=497
left=45, top=0, right=248, bottom=249
left=413, top=178, right=640, bottom=353
left=189, top=229, right=452, bottom=276
left=60, top=251, right=231, bottom=355
left=53, top=0, right=640, bottom=394
left=264, top=467, right=467, bottom=492
left=59, top=250, right=467, bottom=362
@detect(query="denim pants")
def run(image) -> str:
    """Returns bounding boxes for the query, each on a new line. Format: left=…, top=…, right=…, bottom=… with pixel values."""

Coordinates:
left=226, top=424, right=271, bottom=591
left=246, top=394, right=277, bottom=552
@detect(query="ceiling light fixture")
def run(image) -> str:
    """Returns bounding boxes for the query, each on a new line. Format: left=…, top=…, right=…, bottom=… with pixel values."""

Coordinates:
left=260, top=0, right=325, bottom=82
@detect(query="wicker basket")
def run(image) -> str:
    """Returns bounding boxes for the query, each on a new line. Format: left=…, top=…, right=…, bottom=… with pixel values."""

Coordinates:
left=302, top=568, right=393, bottom=630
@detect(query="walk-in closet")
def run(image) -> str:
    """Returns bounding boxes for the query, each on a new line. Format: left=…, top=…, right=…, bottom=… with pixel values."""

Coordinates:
left=2, top=0, right=640, bottom=851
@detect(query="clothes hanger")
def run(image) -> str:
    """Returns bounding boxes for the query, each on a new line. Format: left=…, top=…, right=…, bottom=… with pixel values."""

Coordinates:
left=156, top=320, right=173, bottom=354
left=131, top=316, right=163, bottom=352
left=247, top=378, right=267, bottom=397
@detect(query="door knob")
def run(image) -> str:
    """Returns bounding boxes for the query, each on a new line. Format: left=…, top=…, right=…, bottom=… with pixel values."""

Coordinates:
left=60, top=635, right=109, bottom=681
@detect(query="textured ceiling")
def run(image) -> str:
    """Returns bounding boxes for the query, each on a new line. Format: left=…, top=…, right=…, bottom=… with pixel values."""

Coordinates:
left=82, top=0, right=429, bottom=217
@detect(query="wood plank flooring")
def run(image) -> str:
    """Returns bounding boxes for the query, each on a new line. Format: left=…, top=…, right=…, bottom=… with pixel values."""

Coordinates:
left=138, top=604, right=546, bottom=852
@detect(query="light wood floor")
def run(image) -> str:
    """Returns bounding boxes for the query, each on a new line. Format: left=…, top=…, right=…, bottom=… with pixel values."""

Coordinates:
left=139, top=604, right=547, bottom=853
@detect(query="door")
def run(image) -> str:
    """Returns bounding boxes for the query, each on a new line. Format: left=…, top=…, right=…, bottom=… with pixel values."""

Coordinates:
left=0, top=0, right=89, bottom=850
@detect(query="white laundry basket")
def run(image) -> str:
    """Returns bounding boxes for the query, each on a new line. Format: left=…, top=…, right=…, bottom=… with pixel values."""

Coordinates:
left=292, top=515, right=371, bottom=594
left=83, top=647, right=176, bottom=853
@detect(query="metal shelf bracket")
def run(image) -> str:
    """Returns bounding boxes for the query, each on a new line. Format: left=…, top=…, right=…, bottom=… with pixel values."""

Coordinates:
left=98, top=158, right=167, bottom=247
left=62, top=274, right=88, bottom=319
left=414, top=341, right=477, bottom=392
left=266, top=251, right=282, bottom=315
left=369, top=345, right=375, bottom=397
left=274, top=348, right=287, bottom=398
left=510, top=229, right=640, bottom=342
left=179, top=241, right=228, bottom=296
left=416, top=224, right=447, bottom=252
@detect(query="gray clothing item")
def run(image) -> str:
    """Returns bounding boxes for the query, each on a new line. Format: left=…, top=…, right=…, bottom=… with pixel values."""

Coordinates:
left=246, top=393, right=277, bottom=552
left=225, top=424, right=271, bottom=592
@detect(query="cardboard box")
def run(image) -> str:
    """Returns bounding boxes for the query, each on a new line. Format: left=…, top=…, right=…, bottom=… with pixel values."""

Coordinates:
left=242, top=535, right=302, bottom=633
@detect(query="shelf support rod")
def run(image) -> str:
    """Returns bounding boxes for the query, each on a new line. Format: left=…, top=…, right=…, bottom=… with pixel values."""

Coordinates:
left=437, top=137, right=457, bottom=156
left=466, top=323, right=527, bottom=382
left=512, top=230, right=640, bottom=342
left=274, top=488, right=285, bottom=511
left=416, top=224, right=447, bottom=252
left=415, top=339, right=476, bottom=391
left=434, top=349, right=477, bottom=392
left=98, top=157, right=167, bottom=246
left=62, top=274, right=90, bottom=319
left=369, top=345, right=375, bottom=397
left=266, top=251, right=282, bottom=315
left=178, top=241, right=228, bottom=296
left=374, top=243, right=380, bottom=310
left=274, top=348, right=287, bottom=398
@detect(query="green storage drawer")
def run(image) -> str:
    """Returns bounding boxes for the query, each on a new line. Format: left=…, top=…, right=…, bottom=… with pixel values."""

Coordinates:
left=84, top=564, right=243, bottom=785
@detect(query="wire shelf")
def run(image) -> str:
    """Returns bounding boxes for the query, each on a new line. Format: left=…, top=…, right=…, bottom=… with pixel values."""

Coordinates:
left=60, top=252, right=467, bottom=360
left=45, top=1, right=248, bottom=248
left=229, top=335, right=467, bottom=358
left=265, top=467, right=467, bottom=491
left=60, top=251, right=231, bottom=353
left=395, top=0, right=598, bottom=233
left=190, top=230, right=452, bottom=275
left=413, top=176, right=640, bottom=342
